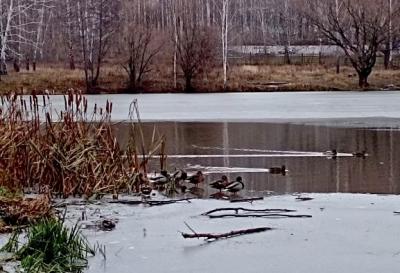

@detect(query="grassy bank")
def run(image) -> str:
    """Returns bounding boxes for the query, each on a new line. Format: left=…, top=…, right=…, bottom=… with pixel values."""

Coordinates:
left=1, top=64, right=400, bottom=94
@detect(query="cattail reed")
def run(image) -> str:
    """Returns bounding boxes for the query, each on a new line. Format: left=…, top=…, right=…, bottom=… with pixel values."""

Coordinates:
left=0, top=90, right=166, bottom=198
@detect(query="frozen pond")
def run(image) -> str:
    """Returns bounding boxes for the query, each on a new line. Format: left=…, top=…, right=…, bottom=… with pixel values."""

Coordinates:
left=43, top=91, right=400, bottom=125
left=2, top=92, right=400, bottom=273
left=80, top=194, right=400, bottom=273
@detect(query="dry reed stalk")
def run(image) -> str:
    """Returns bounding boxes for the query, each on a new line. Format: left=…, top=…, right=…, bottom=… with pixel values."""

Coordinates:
left=0, top=194, right=53, bottom=231
left=0, top=91, right=165, bottom=198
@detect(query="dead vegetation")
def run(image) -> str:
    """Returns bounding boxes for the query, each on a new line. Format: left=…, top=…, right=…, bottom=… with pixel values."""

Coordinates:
left=0, top=92, right=166, bottom=199
left=1, top=63, right=400, bottom=94
left=0, top=195, right=53, bottom=232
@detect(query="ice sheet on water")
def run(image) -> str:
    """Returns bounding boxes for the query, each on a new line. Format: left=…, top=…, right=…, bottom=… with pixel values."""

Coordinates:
left=32, top=92, right=400, bottom=125
left=81, top=194, right=400, bottom=273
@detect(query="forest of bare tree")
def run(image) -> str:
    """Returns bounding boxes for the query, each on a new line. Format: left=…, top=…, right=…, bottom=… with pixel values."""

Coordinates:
left=1, top=0, right=400, bottom=91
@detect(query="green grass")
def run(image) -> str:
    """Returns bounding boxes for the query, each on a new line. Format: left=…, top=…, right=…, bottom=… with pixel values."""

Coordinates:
left=2, top=219, right=95, bottom=273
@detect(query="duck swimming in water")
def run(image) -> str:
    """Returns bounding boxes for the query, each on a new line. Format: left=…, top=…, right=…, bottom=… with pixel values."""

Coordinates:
left=323, top=149, right=337, bottom=157
left=210, top=175, right=229, bottom=192
left=224, top=176, right=245, bottom=195
left=352, top=150, right=368, bottom=158
left=269, top=165, right=286, bottom=176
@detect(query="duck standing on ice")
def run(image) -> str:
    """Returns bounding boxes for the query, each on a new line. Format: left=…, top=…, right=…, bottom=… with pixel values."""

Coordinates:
left=224, top=176, right=245, bottom=196
left=210, top=175, right=229, bottom=193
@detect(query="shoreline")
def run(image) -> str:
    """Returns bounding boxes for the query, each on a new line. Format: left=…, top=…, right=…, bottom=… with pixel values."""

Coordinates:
left=1, top=65, right=400, bottom=95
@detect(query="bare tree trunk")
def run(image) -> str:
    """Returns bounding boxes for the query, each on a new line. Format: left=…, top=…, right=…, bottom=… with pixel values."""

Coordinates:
left=16, top=0, right=22, bottom=71
left=384, top=0, right=393, bottom=70
left=335, top=0, right=340, bottom=74
left=66, top=0, right=75, bottom=70
left=358, top=72, right=370, bottom=88
left=33, top=0, right=46, bottom=72
left=77, top=0, right=89, bottom=90
left=221, top=0, right=228, bottom=89
left=173, top=4, right=178, bottom=89
left=185, top=75, right=193, bottom=93
left=284, top=0, right=291, bottom=65
left=0, top=0, right=14, bottom=75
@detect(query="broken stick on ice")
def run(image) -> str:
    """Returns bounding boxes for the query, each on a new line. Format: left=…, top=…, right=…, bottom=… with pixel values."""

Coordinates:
left=181, top=226, right=273, bottom=241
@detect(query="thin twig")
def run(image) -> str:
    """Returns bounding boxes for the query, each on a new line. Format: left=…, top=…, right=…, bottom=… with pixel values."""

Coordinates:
left=230, top=197, right=264, bottom=203
left=184, top=221, right=198, bottom=236
left=202, top=207, right=296, bottom=216
left=207, top=214, right=312, bottom=219
left=182, top=227, right=273, bottom=241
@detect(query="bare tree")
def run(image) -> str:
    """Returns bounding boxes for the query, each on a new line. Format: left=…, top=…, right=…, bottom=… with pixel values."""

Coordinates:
left=282, top=0, right=292, bottom=64
left=0, top=0, right=54, bottom=78
left=175, top=18, right=215, bottom=92
left=383, top=0, right=395, bottom=69
left=31, top=0, right=53, bottom=71
left=77, top=0, right=119, bottom=92
left=307, top=0, right=399, bottom=88
left=122, top=25, right=161, bottom=91
left=1, top=0, right=31, bottom=75
left=65, top=0, right=76, bottom=70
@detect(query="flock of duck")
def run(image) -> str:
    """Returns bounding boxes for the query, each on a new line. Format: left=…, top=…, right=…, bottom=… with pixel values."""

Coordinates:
left=139, top=165, right=288, bottom=198
left=147, top=170, right=245, bottom=197
left=137, top=150, right=367, bottom=198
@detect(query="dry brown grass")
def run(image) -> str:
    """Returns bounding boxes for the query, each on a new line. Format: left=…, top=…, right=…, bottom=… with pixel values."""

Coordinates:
left=225, top=65, right=400, bottom=91
left=0, top=195, right=53, bottom=232
left=0, top=92, right=166, bottom=198
left=0, top=66, right=126, bottom=94
left=1, top=63, right=399, bottom=94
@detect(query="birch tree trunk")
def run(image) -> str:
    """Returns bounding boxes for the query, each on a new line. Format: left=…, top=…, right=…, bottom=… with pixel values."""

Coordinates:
left=0, top=0, right=14, bottom=75
left=221, top=0, right=229, bottom=89
left=384, top=0, right=393, bottom=69
left=66, top=0, right=75, bottom=70
left=33, top=0, right=46, bottom=71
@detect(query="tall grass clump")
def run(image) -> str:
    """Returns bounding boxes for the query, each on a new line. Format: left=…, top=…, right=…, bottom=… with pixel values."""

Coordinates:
left=0, top=91, right=165, bottom=198
left=3, top=219, right=95, bottom=273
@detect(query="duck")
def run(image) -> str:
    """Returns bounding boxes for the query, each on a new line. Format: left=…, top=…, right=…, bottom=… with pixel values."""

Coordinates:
left=134, top=173, right=149, bottom=192
left=101, top=219, right=116, bottom=231
left=352, top=150, right=368, bottom=158
left=323, top=149, right=337, bottom=157
left=269, top=165, right=286, bottom=176
left=140, top=185, right=152, bottom=196
left=224, top=176, right=245, bottom=195
left=173, top=169, right=188, bottom=182
left=210, top=175, right=229, bottom=192
left=150, top=170, right=170, bottom=186
left=173, top=169, right=188, bottom=193
left=186, top=171, right=205, bottom=187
